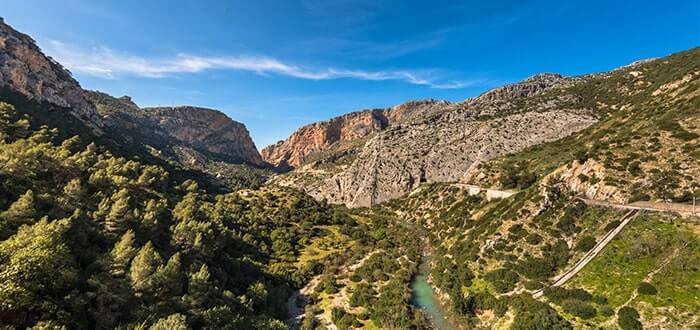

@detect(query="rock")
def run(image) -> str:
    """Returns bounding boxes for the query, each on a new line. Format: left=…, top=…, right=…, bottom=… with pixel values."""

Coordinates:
left=261, top=99, right=448, bottom=168
left=269, top=74, right=598, bottom=207
left=143, top=106, right=264, bottom=166
left=0, top=19, right=103, bottom=132
left=545, top=159, right=626, bottom=203
left=84, top=91, right=265, bottom=167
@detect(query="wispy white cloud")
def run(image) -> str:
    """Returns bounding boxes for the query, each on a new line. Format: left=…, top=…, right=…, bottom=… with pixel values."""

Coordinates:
left=43, top=40, right=481, bottom=89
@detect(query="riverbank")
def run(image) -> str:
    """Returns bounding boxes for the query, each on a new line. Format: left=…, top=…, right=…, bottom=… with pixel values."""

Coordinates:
left=411, top=255, right=455, bottom=330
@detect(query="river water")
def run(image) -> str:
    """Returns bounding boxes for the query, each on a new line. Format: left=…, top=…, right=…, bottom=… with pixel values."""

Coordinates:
left=410, top=256, right=455, bottom=330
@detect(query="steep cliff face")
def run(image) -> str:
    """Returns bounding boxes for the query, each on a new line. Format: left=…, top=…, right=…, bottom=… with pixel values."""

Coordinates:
left=143, top=106, right=264, bottom=166
left=261, top=99, right=449, bottom=168
left=83, top=91, right=265, bottom=169
left=270, top=74, right=599, bottom=207
left=261, top=109, right=388, bottom=169
left=0, top=18, right=103, bottom=131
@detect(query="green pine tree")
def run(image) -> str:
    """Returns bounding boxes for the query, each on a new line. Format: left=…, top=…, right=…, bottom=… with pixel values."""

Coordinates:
left=104, top=189, right=131, bottom=236
left=1, top=190, right=36, bottom=227
left=129, top=241, right=163, bottom=294
left=110, top=230, right=138, bottom=277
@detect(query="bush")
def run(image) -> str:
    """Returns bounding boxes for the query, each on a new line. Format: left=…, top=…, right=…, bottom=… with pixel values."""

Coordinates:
left=524, top=280, right=543, bottom=290
left=618, top=306, right=642, bottom=330
left=544, top=287, right=593, bottom=303
left=484, top=268, right=520, bottom=293
left=575, top=235, right=596, bottom=252
left=517, top=257, right=555, bottom=280
left=525, top=233, right=543, bottom=245
left=561, top=299, right=596, bottom=319
left=508, top=224, right=528, bottom=240
left=637, top=282, right=658, bottom=295
left=629, top=190, right=651, bottom=203
left=511, top=295, right=572, bottom=330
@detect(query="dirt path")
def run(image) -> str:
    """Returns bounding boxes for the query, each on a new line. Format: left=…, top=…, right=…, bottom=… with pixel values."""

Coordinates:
left=286, top=275, right=322, bottom=329
left=533, top=210, right=639, bottom=298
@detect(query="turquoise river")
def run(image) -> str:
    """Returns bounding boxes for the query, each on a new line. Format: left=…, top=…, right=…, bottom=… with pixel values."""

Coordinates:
left=410, top=256, right=455, bottom=330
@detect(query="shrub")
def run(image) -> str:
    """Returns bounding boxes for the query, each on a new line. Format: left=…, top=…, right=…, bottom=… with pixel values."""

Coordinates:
left=511, top=295, right=572, bottom=330
left=561, top=299, right=596, bottom=319
left=523, top=281, right=542, bottom=291
left=484, top=268, right=520, bottom=293
left=618, top=306, right=642, bottom=330
left=517, top=257, right=555, bottom=280
left=575, top=235, right=596, bottom=252
left=544, top=287, right=593, bottom=303
left=525, top=233, right=543, bottom=245
left=629, top=190, right=651, bottom=203
left=637, top=282, right=658, bottom=295
left=627, top=161, right=643, bottom=176
left=508, top=224, right=528, bottom=240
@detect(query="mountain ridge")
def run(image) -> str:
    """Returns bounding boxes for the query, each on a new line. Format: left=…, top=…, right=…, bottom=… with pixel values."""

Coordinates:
left=0, top=19, right=268, bottom=190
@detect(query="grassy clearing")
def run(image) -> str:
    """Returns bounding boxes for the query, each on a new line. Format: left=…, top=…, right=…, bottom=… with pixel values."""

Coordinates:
left=296, top=225, right=353, bottom=267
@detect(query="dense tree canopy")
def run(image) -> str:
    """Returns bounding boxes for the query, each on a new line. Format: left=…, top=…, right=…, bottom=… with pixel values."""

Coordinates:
left=0, top=101, right=348, bottom=329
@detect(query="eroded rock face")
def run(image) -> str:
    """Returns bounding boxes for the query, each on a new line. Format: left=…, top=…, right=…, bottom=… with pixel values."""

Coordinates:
left=316, top=110, right=596, bottom=207
left=261, top=109, right=388, bottom=169
left=261, top=100, right=449, bottom=168
left=0, top=19, right=103, bottom=131
left=270, top=74, right=599, bottom=207
left=83, top=90, right=265, bottom=167
left=143, top=106, right=264, bottom=166
left=545, top=159, right=626, bottom=203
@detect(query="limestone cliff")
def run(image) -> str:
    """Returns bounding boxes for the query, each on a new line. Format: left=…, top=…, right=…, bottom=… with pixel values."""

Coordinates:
left=269, top=74, right=598, bottom=207
left=143, top=106, right=264, bottom=166
left=261, top=99, right=448, bottom=168
left=0, top=18, right=103, bottom=131
left=84, top=91, right=265, bottom=168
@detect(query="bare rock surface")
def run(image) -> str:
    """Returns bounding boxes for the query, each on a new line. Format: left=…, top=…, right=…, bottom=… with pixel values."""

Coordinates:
left=270, top=74, right=599, bottom=207
left=0, top=19, right=103, bottom=131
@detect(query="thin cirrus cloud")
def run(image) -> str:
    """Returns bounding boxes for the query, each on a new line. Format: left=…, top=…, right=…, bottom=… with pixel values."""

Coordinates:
left=43, top=40, right=480, bottom=89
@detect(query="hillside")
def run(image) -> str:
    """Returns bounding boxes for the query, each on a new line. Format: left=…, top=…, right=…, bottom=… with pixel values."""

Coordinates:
left=269, top=49, right=698, bottom=208
left=0, top=17, right=698, bottom=330
left=0, top=19, right=269, bottom=191
left=275, top=47, right=700, bottom=329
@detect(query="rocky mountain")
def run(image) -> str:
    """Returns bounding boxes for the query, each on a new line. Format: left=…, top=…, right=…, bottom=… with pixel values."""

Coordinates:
left=0, top=19, right=267, bottom=189
left=86, top=90, right=264, bottom=167
left=261, top=100, right=448, bottom=169
left=269, top=73, right=597, bottom=207
left=0, top=18, right=103, bottom=132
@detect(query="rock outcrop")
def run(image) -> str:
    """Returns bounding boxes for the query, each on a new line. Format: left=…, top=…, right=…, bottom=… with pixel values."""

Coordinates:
left=0, top=18, right=103, bottom=131
left=0, top=18, right=264, bottom=174
left=0, top=18, right=266, bottom=189
left=143, top=106, right=264, bottom=166
left=544, top=159, right=626, bottom=204
left=261, top=99, right=448, bottom=168
left=269, top=74, right=599, bottom=207
left=261, top=109, right=388, bottom=169
left=84, top=91, right=265, bottom=167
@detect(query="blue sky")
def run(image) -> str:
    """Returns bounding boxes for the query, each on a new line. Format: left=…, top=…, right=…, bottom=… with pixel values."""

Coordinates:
left=3, top=0, right=699, bottom=148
